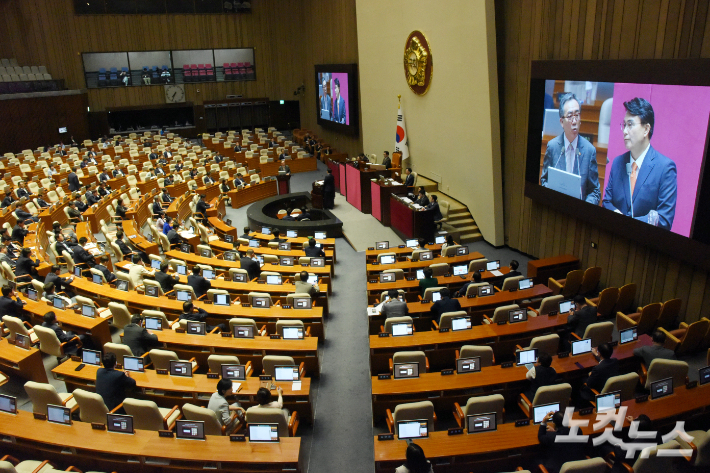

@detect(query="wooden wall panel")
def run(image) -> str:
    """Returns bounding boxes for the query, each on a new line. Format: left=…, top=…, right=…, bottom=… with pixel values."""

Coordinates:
left=499, top=0, right=710, bottom=323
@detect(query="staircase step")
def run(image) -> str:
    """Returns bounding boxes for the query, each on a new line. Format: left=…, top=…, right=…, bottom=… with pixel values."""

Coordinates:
left=461, top=233, right=483, bottom=244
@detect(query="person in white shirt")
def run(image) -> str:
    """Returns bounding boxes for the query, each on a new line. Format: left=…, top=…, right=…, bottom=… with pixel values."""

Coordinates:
left=247, top=386, right=288, bottom=420
left=127, top=254, right=154, bottom=288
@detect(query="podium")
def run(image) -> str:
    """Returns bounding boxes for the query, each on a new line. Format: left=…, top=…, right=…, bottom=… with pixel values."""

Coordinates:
left=276, top=174, right=291, bottom=195
left=311, top=181, right=324, bottom=209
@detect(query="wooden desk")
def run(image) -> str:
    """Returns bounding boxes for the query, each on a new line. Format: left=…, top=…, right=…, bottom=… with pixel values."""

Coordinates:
left=371, top=180, right=408, bottom=226
left=370, top=336, right=651, bottom=421
left=365, top=244, right=445, bottom=261
left=164, top=250, right=333, bottom=286
left=528, top=254, right=580, bottom=285
left=23, top=222, right=52, bottom=277
left=368, top=284, right=554, bottom=333
left=368, top=310, right=572, bottom=372
left=69, top=277, right=327, bottom=340
left=53, top=359, right=314, bottom=423
left=227, top=179, right=278, bottom=209
left=84, top=189, right=120, bottom=233
left=373, top=382, right=710, bottom=473
left=18, top=296, right=112, bottom=347
left=152, top=330, right=320, bottom=377
left=248, top=231, right=337, bottom=260
left=390, top=195, right=436, bottom=242
left=123, top=220, right=159, bottom=256
left=0, top=411, right=302, bottom=473
left=365, top=252, right=485, bottom=275
left=235, top=243, right=335, bottom=272
left=0, top=338, right=48, bottom=383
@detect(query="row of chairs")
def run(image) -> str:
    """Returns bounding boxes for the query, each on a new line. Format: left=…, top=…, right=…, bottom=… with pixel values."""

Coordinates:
left=549, top=266, right=602, bottom=298
left=223, top=62, right=255, bottom=80
left=0, top=72, right=53, bottom=82
left=0, top=64, right=48, bottom=75
left=183, top=64, right=214, bottom=81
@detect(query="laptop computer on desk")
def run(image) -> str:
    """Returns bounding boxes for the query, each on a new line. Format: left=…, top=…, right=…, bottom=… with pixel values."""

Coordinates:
left=547, top=167, right=581, bottom=199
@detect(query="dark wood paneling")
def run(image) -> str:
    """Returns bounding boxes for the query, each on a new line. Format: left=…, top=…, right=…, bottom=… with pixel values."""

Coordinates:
left=498, top=0, right=710, bottom=324
left=0, top=93, right=89, bottom=154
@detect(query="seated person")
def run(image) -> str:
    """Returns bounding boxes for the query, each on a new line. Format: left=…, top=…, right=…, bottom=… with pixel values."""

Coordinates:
left=0, top=245, right=15, bottom=269
left=40, top=311, right=93, bottom=354
left=240, top=226, right=253, bottom=240
left=537, top=411, right=587, bottom=473
left=440, top=234, right=455, bottom=252
left=295, top=270, right=319, bottom=296
left=208, top=378, right=245, bottom=432
left=15, top=247, right=40, bottom=280
left=115, top=231, right=150, bottom=264
left=506, top=259, right=522, bottom=278
left=430, top=287, right=461, bottom=324
left=220, top=179, right=230, bottom=193
left=406, top=238, right=427, bottom=260
left=42, top=281, right=74, bottom=308
left=96, top=352, right=136, bottom=413
left=44, top=264, right=75, bottom=297
left=304, top=238, right=325, bottom=257
left=12, top=220, right=28, bottom=242
left=115, top=198, right=127, bottom=220
left=179, top=301, right=226, bottom=332
left=155, top=260, right=179, bottom=293
left=187, top=266, right=211, bottom=298
left=581, top=343, right=619, bottom=402
left=418, top=267, right=438, bottom=297
left=240, top=249, right=261, bottom=280
left=633, top=330, right=676, bottom=366
left=456, top=271, right=482, bottom=297
left=380, top=289, right=409, bottom=318
left=0, top=285, right=29, bottom=323
left=281, top=208, right=296, bottom=221
left=414, top=189, right=429, bottom=207
left=396, top=443, right=433, bottom=473
left=122, top=315, right=161, bottom=356
left=247, top=386, right=288, bottom=420
left=270, top=229, right=285, bottom=243
left=523, top=352, right=557, bottom=401
left=566, top=294, right=598, bottom=341
left=295, top=207, right=311, bottom=221
left=66, top=201, right=82, bottom=221
left=73, top=237, right=97, bottom=268
left=93, top=255, right=116, bottom=283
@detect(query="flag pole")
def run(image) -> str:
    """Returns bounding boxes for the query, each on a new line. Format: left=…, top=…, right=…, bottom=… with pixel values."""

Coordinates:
left=398, top=94, right=401, bottom=109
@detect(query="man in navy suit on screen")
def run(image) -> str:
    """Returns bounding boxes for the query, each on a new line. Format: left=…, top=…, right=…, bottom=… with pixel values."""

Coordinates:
left=331, top=78, right=346, bottom=124
left=539, top=92, right=601, bottom=204
left=602, top=97, right=677, bottom=230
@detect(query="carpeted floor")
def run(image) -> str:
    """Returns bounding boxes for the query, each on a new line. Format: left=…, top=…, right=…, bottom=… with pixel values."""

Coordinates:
left=329, top=193, right=404, bottom=251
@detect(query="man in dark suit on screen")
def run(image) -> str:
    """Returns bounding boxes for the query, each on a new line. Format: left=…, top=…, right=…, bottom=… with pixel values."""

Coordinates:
left=602, top=97, right=677, bottom=230
left=330, top=78, right=346, bottom=124
left=539, top=92, right=601, bottom=204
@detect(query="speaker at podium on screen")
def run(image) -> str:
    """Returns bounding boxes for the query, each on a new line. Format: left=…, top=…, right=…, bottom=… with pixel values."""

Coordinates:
left=547, top=167, right=581, bottom=199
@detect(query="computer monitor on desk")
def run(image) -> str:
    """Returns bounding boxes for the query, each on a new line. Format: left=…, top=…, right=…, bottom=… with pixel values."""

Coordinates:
left=486, top=260, right=500, bottom=271
left=249, top=423, right=279, bottom=443
left=516, top=348, right=538, bottom=367
left=559, top=300, right=574, bottom=314
left=82, top=349, right=101, bottom=366
left=571, top=338, right=592, bottom=356
left=151, top=259, right=161, bottom=270
left=107, top=414, right=134, bottom=434
left=376, top=241, right=389, bottom=250
left=186, top=321, right=206, bottom=335
left=650, top=377, right=673, bottom=400
left=435, top=235, right=446, bottom=244
left=221, top=364, right=246, bottom=380
left=314, top=232, right=326, bottom=240
left=478, top=285, right=494, bottom=297
left=177, top=290, right=191, bottom=301
left=0, top=394, right=17, bottom=415
left=457, top=356, right=481, bottom=374
left=533, top=403, right=560, bottom=424
left=619, top=327, right=638, bottom=344
left=595, top=390, right=621, bottom=413
left=380, top=255, right=395, bottom=265
left=144, top=317, right=162, bottom=330
left=518, top=278, right=534, bottom=290
left=123, top=356, right=145, bottom=372
left=467, top=412, right=497, bottom=433
left=406, top=239, right=418, bottom=248
left=453, top=264, right=467, bottom=276
left=287, top=230, right=298, bottom=238
left=176, top=420, right=205, bottom=440
left=509, top=308, right=527, bottom=323
left=397, top=420, right=428, bottom=439
left=202, top=269, right=214, bottom=280
left=47, top=405, right=72, bottom=425
left=391, top=323, right=413, bottom=337
left=233, top=325, right=254, bottom=338
left=170, top=360, right=193, bottom=377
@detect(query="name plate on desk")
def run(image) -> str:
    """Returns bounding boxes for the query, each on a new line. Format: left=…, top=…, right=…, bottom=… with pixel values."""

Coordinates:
left=369, top=280, right=377, bottom=284
left=207, top=373, right=219, bottom=379
left=548, top=310, right=558, bottom=316
left=242, top=303, right=251, bottom=308
left=501, top=362, right=513, bottom=368
left=270, top=334, right=281, bottom=339
left=378, top=332, right=390, bottom=338
left=175, top=328, right=186, bottom=334
left=515, top=419, right=530, bottom=427
left=420, top=300, right=430, bottom=304
left=439, top=328, right=450, bottom=333
left=203, top=300, right=212, bottom=304
left=467, top=294, right=476, bottom=298
left=259, top=375, right=273, bottom=381
left=371, top=262, right=379, bottom=266
left=635, top=394, right=649, bottom=403
left=71, top=355, right=81, bottom=362
left=448, top=427, right=464, bottom=435
left=33, top=413, right=47, bottom=420
left=92, top=422, right=106, bottom=430
left=378, top=374, right=392, bottom=380
left=509, top=287, right=518, bottom=292
left=159, top=430, right=174, bottom=438
left=368, top=247, right=375, bottom=251
left=398, top=245, right=406, bottom=249
left=609, top=341, right=618, bottom=347
left=156, top=369, right=168, bottom=375
left=441, top=369, right=454, bottom=376
left=407, top=277, right=415, bottom=281
left=497, top=320, right=507, bottom=325
left=378, top=433, right=394, bottom=441
left=579, top=407, right=594, bottom=416
left=558, top=351, right=569, bottom=358
left=230, top=434, right=246, bottom=442
left=282, top=305, right=292, bottom=309
left=220, top=332, right=231, bottom=338
left=687, top=380, right=698, bottom=389
left=444, top=273, right=451, bottom=277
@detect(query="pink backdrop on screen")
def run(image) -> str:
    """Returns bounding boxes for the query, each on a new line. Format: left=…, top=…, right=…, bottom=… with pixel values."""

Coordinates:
left=331, top=73, right=349, bottom=125
left=605, top=83, right=710, bottom=237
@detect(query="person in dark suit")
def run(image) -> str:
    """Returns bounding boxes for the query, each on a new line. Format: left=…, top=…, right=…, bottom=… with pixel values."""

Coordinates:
left=233, top=144, right=242, bottom=152
left=320, top=75, right=332, bottom=119
left=112, top=168, right=124, bottom=178
left=149, top=151, right=159, bottom=161
left=382, top=151, right=392, bottom=169
left=68, top=167, right=81, bottom=192
left=40, top=311, right=93, bottom=354
left=166, top=227, right=182, bottom=246
left=220, top=179, right=230, bottom=193
left=295, top=208, right=311, bottom=221
left=202, top=174, right=215, bottom=186
left=537, top=411, right=587, bottom=473
left=269, top=138, right=278, bottom=148
left=403, top=168, right=414, bottom=188
left=323, top=169, right=335, bottom=209
left=155, top=261, right=179, bottom=293
left=0, top=285, right=29, bottom=323
left=115, top=198, right=127, bottom=221
left=45, top=265, right=75, bottom=297
left=427, top=194, right=442, bottom=223
left=69, top=237, right=95, bottom=268
left=240, top=249, right=261, bottom=280
left=455, top=271, right=482, bottom=298
left=1, top=192, right=13, bottom=209
left=506, top=260, right=522, bottom=278
left=633, top=330, right=677, bottom=367
left=179, top=301, right=226, bottom=332
left=240, top=227, right=253, bottom=240
left=330, top=78, right=346, bottom=123
left=0, top=245, right=16, bottom=270
left=270, top=230, right=285, bottom=244
left=15, top=182, right=29, bottom=199
left=86, top=189, right=100, bottom=206
left=195, top=195, right=210, bottom=220
left=151, top=197, right=162, bottom=216
left=429, top=288, right=461, bottom=325
left=539, top=92, right=601, bottom=205
left=278, top=159, right=291, bottom=175
left=93, top=255, right=116, bottom=283
left=279, top=150, right=289, bottom=160
left=53, top=233, right=72, bottom=258
left=187, top=266, right=211, bottom=298
left=161, top=189, right=174, bottom=204
left=524, top=352, right=558, bottom=401
left=122, top=315, right=160, bottom=356
left=96, top=352, right=136, bottom=412
left=79, top=158, right=89, bottom=169
left=418, top=267, right=438, bottom=297
left=415, top=189, right=429, bottom=207
left=581, top=343, right=619, bottom=401
left=35, top=190, right=50, bottom=208
left=233, top=173, right=246, bottom=188
left=12, top=221, right=28, bottom=242
left=566, top=294, right=598, bottom=339
left=163, top=150, right=172, bottom=160
left=304, top=238, right=325, bottom=257
left=380, top=289, right=409, bottom=319
left=15, top=247, right=40, bottom=280
left=602, top=98, right=677, bottom=230
left=98, top=170, right=110, bottom=183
